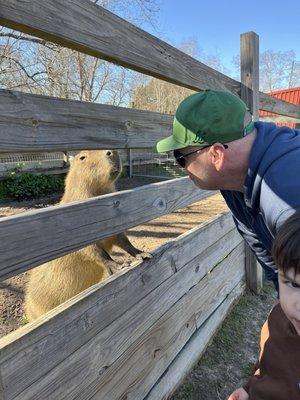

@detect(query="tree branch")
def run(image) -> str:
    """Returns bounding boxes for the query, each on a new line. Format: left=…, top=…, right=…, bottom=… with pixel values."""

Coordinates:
left=0, top=32, right=57, bottom=49
left=1, top=55, right=47, bottom=82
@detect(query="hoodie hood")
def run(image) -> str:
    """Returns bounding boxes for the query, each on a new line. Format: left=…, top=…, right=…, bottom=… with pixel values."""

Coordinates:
left=244, top=122, right=300, bottom=212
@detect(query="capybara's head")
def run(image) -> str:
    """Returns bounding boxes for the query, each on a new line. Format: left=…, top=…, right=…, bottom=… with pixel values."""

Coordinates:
left=68, top=150, right=122, bottom=192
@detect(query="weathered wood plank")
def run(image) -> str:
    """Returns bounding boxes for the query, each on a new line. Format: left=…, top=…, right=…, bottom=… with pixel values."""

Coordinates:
left=0, top=2, right=298, bottom=137
left=259, top=115, right=300, bottom=125
left=0, top=177, right=214, bottom=281
left=145, top=282, right=245, bottom=400
left=0, top=1, right=240, bottom=95
left=0, top=213, right=237, bottom=399
left=10, top=241, right=244, bottom=400
left=240, top=32, right=263, bottom=294
left=259, top=92, right=300, bottom=119
left=0, top=86, right=297, bottom=154
left=241, top=32, right=259, bottom=120
left=245, top=244, right=263, bottom=294
left=0, top=89, right=172, bottom=152
left=70, top=244, right=245, bottom=400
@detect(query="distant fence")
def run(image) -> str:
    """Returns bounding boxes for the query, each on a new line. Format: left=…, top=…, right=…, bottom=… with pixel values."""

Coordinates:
left=0, top=152, right=67, bottom=177
left=0, top=149, right=184, bottom=180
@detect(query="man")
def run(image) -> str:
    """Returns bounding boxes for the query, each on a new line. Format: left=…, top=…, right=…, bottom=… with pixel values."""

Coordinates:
left=155, top=90, right=300, bottom=291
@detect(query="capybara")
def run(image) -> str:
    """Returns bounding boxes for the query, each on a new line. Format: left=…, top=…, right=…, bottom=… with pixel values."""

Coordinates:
left=25, top=150, right=149, bottom=321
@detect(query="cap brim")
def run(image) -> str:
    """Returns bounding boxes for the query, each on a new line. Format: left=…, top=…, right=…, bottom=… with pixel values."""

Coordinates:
left=154, top=135, right=186, bottom=153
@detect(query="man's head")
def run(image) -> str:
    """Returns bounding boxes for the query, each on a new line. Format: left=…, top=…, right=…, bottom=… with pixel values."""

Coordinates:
left=156, top=90, right=254, bottom=153
left=155, top=90, right=255, bottom=191
left=273, top=211, right=300, bottom=335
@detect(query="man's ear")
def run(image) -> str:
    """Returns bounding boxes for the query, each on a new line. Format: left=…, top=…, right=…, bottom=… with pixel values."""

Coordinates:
left=208, top=143, right=226, bottom=171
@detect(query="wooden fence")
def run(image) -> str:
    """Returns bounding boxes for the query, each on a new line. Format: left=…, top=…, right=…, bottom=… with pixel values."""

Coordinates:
left=0, top=1, right=299, bottom=399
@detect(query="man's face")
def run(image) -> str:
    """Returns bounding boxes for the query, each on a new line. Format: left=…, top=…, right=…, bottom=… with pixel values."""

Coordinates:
left=279, top=269, right=300, bottom=335
left=176, top=146, right=220, bottom=191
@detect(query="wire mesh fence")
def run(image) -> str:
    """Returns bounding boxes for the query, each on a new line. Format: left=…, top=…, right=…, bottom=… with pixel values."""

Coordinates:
left=129, top=149, right=187, bottom=180
left=0, top=152, right=68, bottom=177
left=0, top=149, right=186, bottom=180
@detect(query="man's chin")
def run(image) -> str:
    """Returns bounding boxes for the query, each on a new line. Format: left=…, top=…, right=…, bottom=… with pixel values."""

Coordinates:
left=189, top=174, right=217, bottom=191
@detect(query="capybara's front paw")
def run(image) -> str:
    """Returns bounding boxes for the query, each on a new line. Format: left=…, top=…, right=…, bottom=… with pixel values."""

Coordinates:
left=120, top=260, right=132, bottom=269
left=135, top=252, right=152, bottom=261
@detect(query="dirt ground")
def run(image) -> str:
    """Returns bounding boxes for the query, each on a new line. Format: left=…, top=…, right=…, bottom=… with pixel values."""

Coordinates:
left=0, top=176, right=276, bottom=399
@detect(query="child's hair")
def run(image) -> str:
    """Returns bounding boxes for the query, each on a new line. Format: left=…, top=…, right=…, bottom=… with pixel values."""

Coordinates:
left=272, top=210, right=300, bottom=275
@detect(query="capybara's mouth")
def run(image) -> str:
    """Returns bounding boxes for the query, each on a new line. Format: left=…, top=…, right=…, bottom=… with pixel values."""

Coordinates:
left=111, top=160, right=121, bottom=174
left=110, top=167, right=121, bottom=178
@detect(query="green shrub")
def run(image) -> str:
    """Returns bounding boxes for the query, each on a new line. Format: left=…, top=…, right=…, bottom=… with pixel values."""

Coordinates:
left=0, top=171, right=65, bottom=201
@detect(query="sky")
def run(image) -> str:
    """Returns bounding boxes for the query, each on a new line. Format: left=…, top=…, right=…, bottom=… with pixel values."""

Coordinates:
left=154, top=0, right=300, bottom=73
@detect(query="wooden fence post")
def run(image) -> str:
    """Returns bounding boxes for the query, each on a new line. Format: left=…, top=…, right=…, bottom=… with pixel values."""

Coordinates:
left=240, top=32, right=263, bottom=293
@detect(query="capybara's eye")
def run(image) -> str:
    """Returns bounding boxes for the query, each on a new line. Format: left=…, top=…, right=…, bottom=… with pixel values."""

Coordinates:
left=106, top=151, right=112, bottom=156
left=80, top=156, right=86, bottom=161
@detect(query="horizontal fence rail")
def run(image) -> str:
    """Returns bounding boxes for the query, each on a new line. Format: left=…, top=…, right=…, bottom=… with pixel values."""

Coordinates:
left=0, top=1, right=299, bottom=123
left=145, top=281, right=244, bottom=400
left=0, top=89, right=299, bottom=153
left=0, top=89, right=173, bottom=152
left=0, top=177, right=214, bottom=281
left=0, top=213, right=244, bottom=400
left=259, top=92, right=300, bottom=119
left=0, top=0, right=240, bottom=94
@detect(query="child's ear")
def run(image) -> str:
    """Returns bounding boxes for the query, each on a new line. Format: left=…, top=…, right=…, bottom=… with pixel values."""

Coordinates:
left=208, top=143, right=226, bottom=171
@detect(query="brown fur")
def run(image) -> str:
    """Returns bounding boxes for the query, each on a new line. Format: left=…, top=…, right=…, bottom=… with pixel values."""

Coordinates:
left=25, top=150, right=146, bottom=321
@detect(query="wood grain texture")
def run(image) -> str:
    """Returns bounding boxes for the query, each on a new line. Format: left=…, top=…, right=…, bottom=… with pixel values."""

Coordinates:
left=85, top=244, right=244, bottom=400
left=259, top=92, right=300, bottom=119
left=0, top=1, right=298, bottom=132
left=0, top=88, right=298, bottom=153
left=260, top=115, right=300, bottom=125
left=0, top=213, right=238, bottom=399
left=0, top=220, right=243, bottom=399
left=240, top=32, right=259, bottom=119
left=240, top=32, right=263, bottom=294
left=0, top=89, right=172, bottom=151
left=0, top=177, right=214, bottom=281
left=0, top=0, right=239, bottom=94
left=145, top=282, right=245, bottom=400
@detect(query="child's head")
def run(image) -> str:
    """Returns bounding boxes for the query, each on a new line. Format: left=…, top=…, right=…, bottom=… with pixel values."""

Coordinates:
left=272, top=211, right=300, bottom=335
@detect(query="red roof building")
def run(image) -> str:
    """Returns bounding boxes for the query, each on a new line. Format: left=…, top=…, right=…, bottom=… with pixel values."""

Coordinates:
left=259, top=87, right=300, bottom=128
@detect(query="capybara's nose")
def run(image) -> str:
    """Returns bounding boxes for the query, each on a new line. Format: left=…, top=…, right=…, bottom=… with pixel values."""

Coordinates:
left=106, top=150, right=121, bottom=170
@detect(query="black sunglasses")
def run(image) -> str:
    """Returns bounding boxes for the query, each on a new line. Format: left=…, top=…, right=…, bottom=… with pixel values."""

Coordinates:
left=173, top=144, right=228, bottom=168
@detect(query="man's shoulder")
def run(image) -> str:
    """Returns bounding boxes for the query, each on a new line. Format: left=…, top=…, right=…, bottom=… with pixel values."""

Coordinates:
left=260, top=145, right=300, bottom=232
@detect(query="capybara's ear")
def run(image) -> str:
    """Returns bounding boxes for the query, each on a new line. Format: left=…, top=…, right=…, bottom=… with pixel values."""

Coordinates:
left=68, top=155, right=75, bottom=164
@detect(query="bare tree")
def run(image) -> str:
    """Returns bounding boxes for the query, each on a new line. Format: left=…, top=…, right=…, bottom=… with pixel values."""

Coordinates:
left=131, top=37, right=228, bottom=114
left=233, top=49, right=300, bottom=92
left=0, top=0, right=159, bottom=106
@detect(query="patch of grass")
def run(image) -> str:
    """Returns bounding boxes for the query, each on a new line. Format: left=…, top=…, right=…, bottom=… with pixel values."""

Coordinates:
left=242, top=361, right=255, bottom=377
left=171, top=283, right=276, bottom=400
left=172, top=381, right=194, bottom=399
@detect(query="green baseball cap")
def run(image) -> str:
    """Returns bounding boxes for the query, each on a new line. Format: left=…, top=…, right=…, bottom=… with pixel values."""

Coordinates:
left=155, top=90, right=254, bottom=153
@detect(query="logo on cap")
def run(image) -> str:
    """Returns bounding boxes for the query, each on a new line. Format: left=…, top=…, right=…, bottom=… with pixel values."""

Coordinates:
left=193, top=132, right=205, bottom=144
